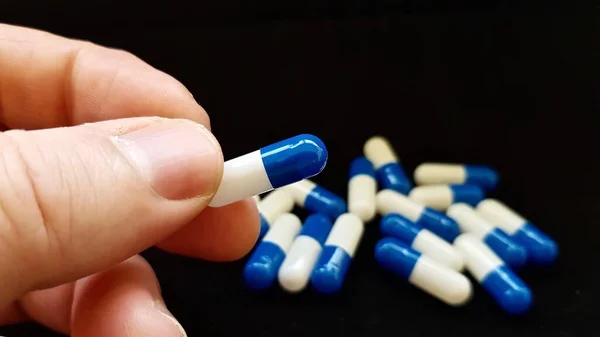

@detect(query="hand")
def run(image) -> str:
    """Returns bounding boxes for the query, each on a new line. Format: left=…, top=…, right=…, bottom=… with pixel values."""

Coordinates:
left=0, top=24, right=260, bottom=336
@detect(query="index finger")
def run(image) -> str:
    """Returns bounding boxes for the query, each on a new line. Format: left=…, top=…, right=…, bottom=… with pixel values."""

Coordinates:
left=0, top=24, right=210, bottom=129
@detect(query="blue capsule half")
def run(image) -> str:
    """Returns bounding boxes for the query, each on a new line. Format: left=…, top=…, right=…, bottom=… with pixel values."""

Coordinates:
left=374, top=236, right=420, bottom=280
left=481, top=265, right=533, bottom=315
left=300, top=213, right=333, bottom=244
left=380, top=214, right=421, bottom=246
left=450, top=184, right=485, bottom=206
left=260, top=134, right=328, bottom=188
left=349, top=157, right=376, bottom=179
left=483, top=228, right=528, bottom=268
left=243, top=242, right=286, bottom=290
left=377, top=163, right=412, bottom=195
left=258, top=214, right=270, bottom=239
left=304, top=185, right=347, bottom=220
left=512, top=222, right=559, bottom=265
left=310, top=245, right=352, bottom=294
left=415, top=208, right=460, bottom=242
left=464, top=165, right=499, bottom=192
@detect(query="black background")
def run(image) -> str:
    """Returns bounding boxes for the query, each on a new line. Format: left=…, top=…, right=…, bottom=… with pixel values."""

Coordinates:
left=1, top=1, right=598, bottom=336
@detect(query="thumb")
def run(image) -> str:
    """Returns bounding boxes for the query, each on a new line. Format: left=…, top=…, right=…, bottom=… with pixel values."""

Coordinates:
left=0, top=117, right=223, bottom=306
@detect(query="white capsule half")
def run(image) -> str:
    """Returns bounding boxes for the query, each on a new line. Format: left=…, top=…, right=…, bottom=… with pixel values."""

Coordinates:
left=278, top=214, right=333, bottom=293
left=380, top=214, right=464, bottom=271
left=258, top=189, right=295, bottom=225
left=414, top=163, right=466, bottom=185
left=409, top=185, right=453, bottom=210
left=363, top=136, right=398, bottom=168
left=408, top=183, right=484, bottom=211
left=375, top=237, right=472, bottom=306
left=348, top=157, right=377, bottom=222
left=376, top=189, right=425, bottom=221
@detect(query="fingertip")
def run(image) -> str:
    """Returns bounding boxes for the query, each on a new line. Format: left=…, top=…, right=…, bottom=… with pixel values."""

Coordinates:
left=71, top=256, right=185, bottom=337
left=157, top=199, right=261, bottom=261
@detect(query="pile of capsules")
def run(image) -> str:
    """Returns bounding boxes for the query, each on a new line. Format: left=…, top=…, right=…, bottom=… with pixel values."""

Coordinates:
left=208, top=134, right=558, bottom=315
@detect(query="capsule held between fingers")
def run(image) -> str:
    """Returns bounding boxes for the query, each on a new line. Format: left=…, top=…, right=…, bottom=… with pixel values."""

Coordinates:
left=210, top=134, right=328, bottom=207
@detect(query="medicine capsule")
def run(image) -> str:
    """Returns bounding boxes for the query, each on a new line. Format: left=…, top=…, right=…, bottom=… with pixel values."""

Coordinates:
left=380, top=214, right=464, bottom=271
left=454, top=233, right=533, bottom=315
left=408, top=184, right=484, bottom=211
left=363, top=136, right=412, bottom=194
left=256, top=189, right=295, bottom=239
left=243, top=213, right=301, bottom=290
left=476, top=199, right=558, bottom=265
left=413, top=163, right=499, bottom=192
left=311, top=213, right=364, bottom=294
left=209, top=134, right=328, bottom=207
left=375, top=237, right=472, bottom=307
left=447, top=203, right=527, bottom=268
left=376, top=189, right=460, bottom=242
left=278, top=213, right=333, bottom=293
left=282, top=179, right=347, bottom=220
left=348, top=157, right=377, bottom=222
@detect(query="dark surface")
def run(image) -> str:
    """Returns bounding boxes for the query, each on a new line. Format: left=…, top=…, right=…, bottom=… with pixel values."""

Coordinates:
left=1, top=2, right=598, bottom=336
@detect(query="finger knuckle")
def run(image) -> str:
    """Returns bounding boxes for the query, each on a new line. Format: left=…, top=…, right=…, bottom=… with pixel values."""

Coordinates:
left=0, top=131, right=76, bottom=272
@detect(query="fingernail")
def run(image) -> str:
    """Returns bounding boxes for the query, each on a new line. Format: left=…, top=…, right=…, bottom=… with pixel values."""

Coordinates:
left=114, top=120, right=221, bottom=200
left=154, top=301, right=187, bottom=337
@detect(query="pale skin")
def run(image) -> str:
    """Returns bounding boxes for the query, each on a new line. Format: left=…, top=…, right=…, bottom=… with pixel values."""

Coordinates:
left=0, top=23, right=260, bottom=336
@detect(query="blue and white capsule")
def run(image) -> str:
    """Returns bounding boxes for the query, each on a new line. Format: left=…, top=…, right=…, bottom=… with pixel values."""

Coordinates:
left=363, top=136, right=412, bottom=195
left=447, top=203, right=528, bottom=268
left=376, top=189, right=460, bottom=242
left=380, top=214, right=464, bottom=271
left=414, top=163, right=499, bottom=192
left=454, top=233, right=533, bottom=315
left=408, top=184, right=484, bottom=211
left=278, top=214, right=333, bottom=293
left=256, top=189, right=295, bottom=239
left=243, top=213, right=301, bottom=290
left=282, top=179, right=347, bottom=220
left=209, top=134, right=328, bottom=207
left=375, top=237, right=472, bottom=306
left=311, top=213, right=364, bottom=294
left=348, top=157, right=377, bottom=222
left=476, top=199, right=558, bottom=265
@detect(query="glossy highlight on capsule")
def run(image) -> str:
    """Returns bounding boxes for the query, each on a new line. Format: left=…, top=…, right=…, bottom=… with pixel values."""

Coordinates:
left=375, top=237, right=472, bottom=306
left=210, top=134, right=328, bottom=207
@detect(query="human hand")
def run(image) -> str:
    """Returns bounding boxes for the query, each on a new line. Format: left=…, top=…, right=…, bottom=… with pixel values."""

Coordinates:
left=0, top=23, right=260, bottom=336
